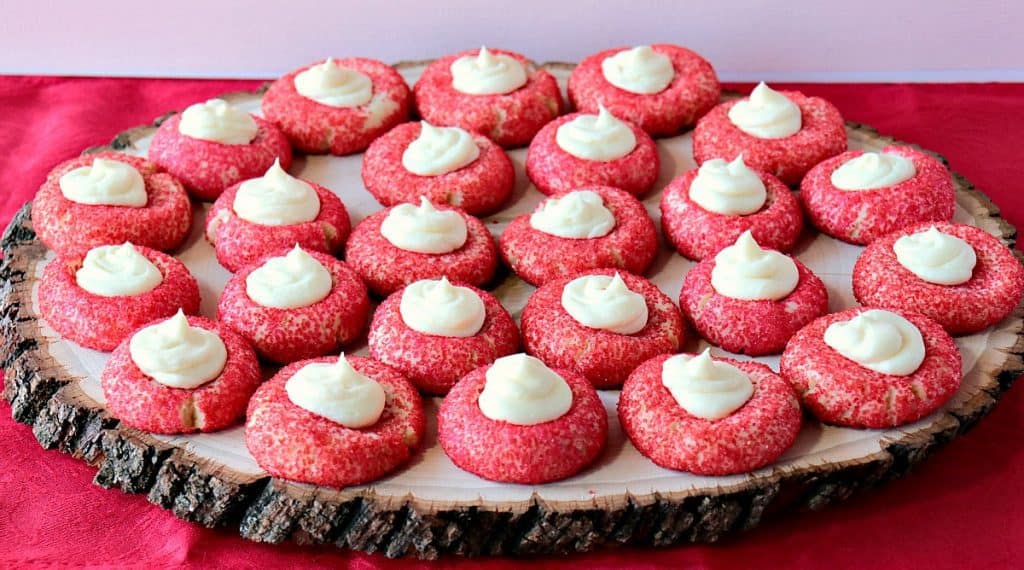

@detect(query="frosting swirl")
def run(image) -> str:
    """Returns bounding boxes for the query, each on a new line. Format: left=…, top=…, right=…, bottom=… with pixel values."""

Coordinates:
left=128, top=310, right=227, bottom=389
left=233, top=159, right=320, bottom=226
left=689, top=155, right=767, bottom=215
left=293, top=58, right=373, bottom=107
left=450, top=46, right=528, bottom=95
left=380, top=197, right=468, bottom=254
left=477, top=354, right=573, bottom=425
left=830, top=151, right=917, bottom=191
left=555, top=105, right=637, bottom=161
left=711, top=230, right=799, bottom=301
left=662, top=349, right=754, bottom=420
left=600, top=45, right=675, bottom=95
left=245, top=245, right=333, bottom=309
left=401, top=121, right=481, bottom=176
left=59, top=157, right=147, bottom=207
left=285, top=353, right=386, bottom=428
left=177, top=98, right=258, bottom=145
left=727, top=82, right=802, bottom=139
left=529, top=190, right=615, bottom=239
left=75, top=242, right=162, bottom=297
left=561, top=273, right=648, bottom=334
left=400, top=277, right=485, bottom=337
left=823, top=309, right=925, bottom=376
left=893, top=226, right=976, bottom=285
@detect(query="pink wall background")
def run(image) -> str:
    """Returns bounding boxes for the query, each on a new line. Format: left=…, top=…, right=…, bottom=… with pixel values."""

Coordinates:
left=2, top=0, right=1020, bottom=81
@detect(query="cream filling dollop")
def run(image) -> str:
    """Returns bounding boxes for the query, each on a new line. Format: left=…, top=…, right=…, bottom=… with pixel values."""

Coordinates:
left=380, top=197, right=468, bottom=254
left=399, top=277, right=485, bottom=337
left=689, top=155, right=767, bottom=215
left=128, top=310, right=227, bottom=389
left=245, top=245, right=333, bottom=309
left=555, top=104, right=637, bottom=161
left=711, top=230, right=799, bottom=301
left=728, top=82, right=802, bottom=139
left=893, top=226, right=977, bottom=286
left=662, top=349, right=754, bottom=420
left=285, top=353, right=386, bottom=429
left=601, top=45, right=675, bottom=95
left=233, top=159, right=320, bottom=226
left=450, top=46, right=528, bottom=95
left=561, top=273, right=648, bottom=334
left=830, top=151, right=917, bottom=191
left=177, top=98, right=258, bottom=145
left=401, top=121, right=481, bottom=176
left=529, top=190, right=615, bottom=239
left=59, top=157, right=147, bottom=207
left=293, top=58, right=373, bottom=107
left=75, top=242, right=162, bottom=297
left=477, top=354, right=573, bottom=426
left=824, top=309, right=925, bottom=376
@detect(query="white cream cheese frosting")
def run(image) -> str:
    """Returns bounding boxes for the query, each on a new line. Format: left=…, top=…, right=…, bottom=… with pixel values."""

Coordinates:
left=401, top=121, right=481, bottom=176
left=477, top=354, right=573, bottom=425
left=129, top=310, right=227, bottom=389
left=75, top=242, right=162, bottom=297
left=245, top=245, right=333, bottom=309
left=555, top=104, right=637, bottom=161
left=450, top=46, right=528, bottom=95
left=711, top=230, right=799, bottom=301
left=399, top=277, right=486, bottom=337
left=177, top=98, right=258, bottom=145
left=662, top=349, right=754, bottom=420
left=830, top=151, right=917, bottom=191
left=293, top=58, right=373, bottom=107
left=380, top=197, right=468, bottom=254
left=233, top=159, right=320, bottom=226
left=727, top=82, right=802, bottom=139
left=529, top=190, right=615, bottom=239
left=824, top=309, right=925, bottom=376
left=285, top=353, right=386, bottom=428
left=689, top=155, right=767, bottom=215
left=59, top=157, right=147, bottom=207
left=893, top=226, right=976, bottom=286
left=601, top=45, right=675, bottom=95
left=561, top=273, right=648, bottom=334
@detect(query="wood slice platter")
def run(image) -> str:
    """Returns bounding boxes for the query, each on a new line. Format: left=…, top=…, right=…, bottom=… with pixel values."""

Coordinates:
left=3, top=62, right=1023, bottom=559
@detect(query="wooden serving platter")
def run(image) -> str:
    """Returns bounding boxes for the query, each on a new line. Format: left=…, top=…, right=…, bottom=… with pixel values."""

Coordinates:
left=2, top=62, right=1023, bottom=559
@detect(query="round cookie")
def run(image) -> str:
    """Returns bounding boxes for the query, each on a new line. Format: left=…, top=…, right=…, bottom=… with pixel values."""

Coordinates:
left=217, top=248, right=371, bottom=364
left=33, top=152, right=192, bottom=258
left=800, top=146, right=955, bottom=245
left=521, top=269, right=684, bottom=388
left=245, top=356, right=425, bottom=487
left=525, top=110, right=660, bottom=197
left=499, top=185, right=658, bottom=286
left=361, top=121, right=515, bottom=215
left=853, top=222, right=1024, bottom=335
left=618, top=354, right=802, bottom=475
left=148, top=111, right=292, bottom=202
left=262, top=57, right=412, bottom=156
left=413, top=47, right=563, bottom=148
left=205, top=176, right=351, bottom=273
left=692, top=88, right=847, bottom=186
left=660, top=166, right=803, bottom=260
left=437, top=362, right=607, bottom=483
left=100, top=315, right=261, bottom=434
left=568, top=44, right=720, bottom=137
left=780, top=307, right=962, bottom=428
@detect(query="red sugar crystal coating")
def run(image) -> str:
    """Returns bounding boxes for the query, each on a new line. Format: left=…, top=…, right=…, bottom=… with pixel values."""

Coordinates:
left=499, top=185, right=659, bottom=286
left=521, top=269, right=685, bottom=388
left=361, top=121, right=515, bottom=215
left=368, top=283, right=520, bottom=395
left=34, top=152, right=192, bottom=258
left=245, top=356, right=425, bottom=488
left=619, top=354, right=802, bottom=475
left=567, top=44, right=721, bottom=137
left=205, top=177, right=351, bottom=273
left=39, top=245, right=200, bottom=352
left=525, top=112, right=660, bottom=197
left=780, top=307, right=962, bottom=429
left=148, top=113, right=293, bottom=202
left=344, top=204, right=498, bottom=297
left=262, top=57, right=411, bottom=156
left=692, top=90, right=847, bottom=186
left=100, top=315, right=261, bottom=434
left=853, top=222, right=1024, bottom=335
left=437, top=364, right=607, bottom=484
left=679, top=255, right=828, bottom=355
left=660, top=167, right=803, bottom=260
left=800, top=146, right=955, bottom=245
left=217, top=249, right=371, bottom=364
left=413, top=48, right=563, bottom=148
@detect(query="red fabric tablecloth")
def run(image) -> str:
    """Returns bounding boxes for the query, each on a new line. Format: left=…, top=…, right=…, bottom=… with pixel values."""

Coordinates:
left=1, top=77, right=1023, bottom=569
